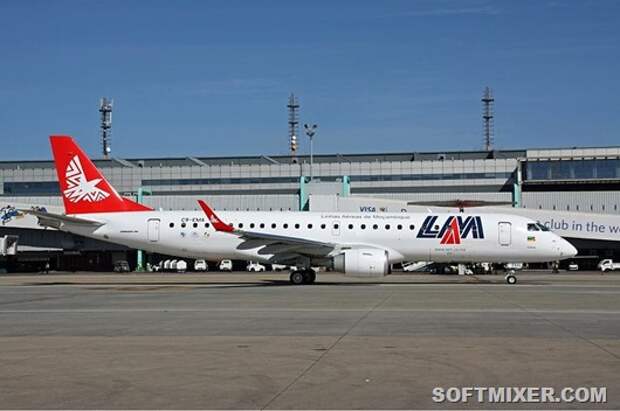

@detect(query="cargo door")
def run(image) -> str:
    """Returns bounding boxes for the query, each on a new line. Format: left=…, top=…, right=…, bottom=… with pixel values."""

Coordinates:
left=147, top=219, right=161, bottom=242
left=498, top=222, right=511, bottom=246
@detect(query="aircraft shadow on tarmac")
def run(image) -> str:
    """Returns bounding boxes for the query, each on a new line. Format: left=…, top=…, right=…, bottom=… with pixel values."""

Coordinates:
left=19, top=276, right=549, bottom=290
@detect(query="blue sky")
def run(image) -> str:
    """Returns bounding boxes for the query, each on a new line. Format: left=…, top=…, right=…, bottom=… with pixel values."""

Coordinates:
left=1, top=0, right=619, bottom=159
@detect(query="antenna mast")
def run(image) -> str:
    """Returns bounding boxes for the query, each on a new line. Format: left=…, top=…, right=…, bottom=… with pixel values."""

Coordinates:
left=99, top=97, right=113, bottom=159
left=482, top=87, right=494, bottom=151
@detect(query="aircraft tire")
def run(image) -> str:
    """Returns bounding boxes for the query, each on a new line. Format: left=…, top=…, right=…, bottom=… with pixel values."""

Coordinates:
left=303, top=270, right=316, bottom=285
left=505, top=274, right=517, bottom=285
left=290, top=271, right=305, bottom=285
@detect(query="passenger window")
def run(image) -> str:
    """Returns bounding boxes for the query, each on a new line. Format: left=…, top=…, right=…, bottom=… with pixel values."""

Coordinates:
left=307, top=223, right=313, bottom=229
left=283, top=223, right=289, bottom=229
left=348, top=224, right=354, bottom=229
left=409, top=224, right=415, bottom=230
left=527, top=223, right=539, bottom=231
left=397, top=224, right=402, bottom=230
left=271, top=223, right=276, bottom=229
left=320, top=224, right=326, bottom=229
left=204, top=223, right=210, bottom=228
left=259, top=223, right=265, bottom=229
left=181, top=223, right=186, bottom=228
left=169, top=222, right=175, bottom=228
left=239, top=223, right=244, bottom=228
left=385, top=224, right=390, bottom=230
left=295, top=223, right=300, bottom=229
left=333, top=223, right=339, bottom=229
left=193, top=223, right=198, bottom=228
left=361, top=224, right=366, bottom=230
left=373, top=224, right=378, bottom=230
left=250, top=223, right=255, bottom=229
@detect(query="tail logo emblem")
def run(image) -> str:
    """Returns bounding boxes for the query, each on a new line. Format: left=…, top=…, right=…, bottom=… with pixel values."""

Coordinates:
left=63, top=156, right=110, bottom=203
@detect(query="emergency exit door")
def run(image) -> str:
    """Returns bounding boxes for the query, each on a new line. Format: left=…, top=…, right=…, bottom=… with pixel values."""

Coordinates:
left=147, top=219, right=161, bottom=242
left=498, top=222, right=511, bottom=246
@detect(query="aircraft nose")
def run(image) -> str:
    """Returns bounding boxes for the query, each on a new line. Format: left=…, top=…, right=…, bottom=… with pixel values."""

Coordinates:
left=559, top=239, right=578, bottom=258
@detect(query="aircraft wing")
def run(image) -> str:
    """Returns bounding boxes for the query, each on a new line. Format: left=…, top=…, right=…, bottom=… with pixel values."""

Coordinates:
left=19, top=208, right=104, bottom=229
left=197, top=200, right=338, bottom=260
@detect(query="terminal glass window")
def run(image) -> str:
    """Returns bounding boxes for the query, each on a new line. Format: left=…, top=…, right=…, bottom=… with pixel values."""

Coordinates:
left=525, top=159, right=620, bottom=181
left=3, top=181, right=60, bottom=196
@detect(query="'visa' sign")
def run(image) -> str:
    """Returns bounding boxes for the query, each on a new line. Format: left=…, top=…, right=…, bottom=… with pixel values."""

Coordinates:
left=359, top=206, right=376, bottom=212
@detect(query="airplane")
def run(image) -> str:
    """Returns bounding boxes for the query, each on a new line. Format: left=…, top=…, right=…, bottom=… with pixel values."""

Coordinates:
left=25, top=135, right=577, bottom=285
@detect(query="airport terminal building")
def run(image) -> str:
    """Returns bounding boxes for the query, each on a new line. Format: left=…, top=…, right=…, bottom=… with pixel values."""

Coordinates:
left=1, top=145, right=619, bottom=270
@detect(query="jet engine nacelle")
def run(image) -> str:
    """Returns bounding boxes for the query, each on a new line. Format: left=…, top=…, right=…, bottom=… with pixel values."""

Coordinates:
left=332, top=248, right=389, bottom=277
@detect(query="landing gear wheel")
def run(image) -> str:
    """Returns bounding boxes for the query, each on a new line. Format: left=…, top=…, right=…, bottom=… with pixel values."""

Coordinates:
left=302, top=270, right=316, bottom=285
left=505, top=274, right=517, bottom=285
left=290, top=271, right=305, bottom=285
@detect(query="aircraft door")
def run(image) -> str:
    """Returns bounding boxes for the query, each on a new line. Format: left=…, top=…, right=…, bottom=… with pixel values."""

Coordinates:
left=498, top=222, right=511, bottom=246
left=147, top=219, right=161, bottom=242
left=331, top=221, right=340, bottom=236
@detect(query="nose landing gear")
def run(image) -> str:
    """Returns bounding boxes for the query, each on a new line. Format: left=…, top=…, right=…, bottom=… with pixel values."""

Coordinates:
left=505, top=270, right=517, bottom=285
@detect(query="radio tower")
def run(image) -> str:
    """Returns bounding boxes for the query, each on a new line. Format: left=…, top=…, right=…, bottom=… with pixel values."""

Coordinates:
left=482, top=87, right=494, bottom=151
left=99, top=97, right=113, bottom=159
left=287, top=93, right=299, bottom=163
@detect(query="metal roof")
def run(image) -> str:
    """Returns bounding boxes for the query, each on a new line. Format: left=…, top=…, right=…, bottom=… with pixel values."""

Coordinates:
left=1, top=146, right=618, bottom=170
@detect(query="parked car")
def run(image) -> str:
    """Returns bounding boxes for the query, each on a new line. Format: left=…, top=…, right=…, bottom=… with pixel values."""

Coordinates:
left=176, top=260, right=187, bottom=273
left=219, top=259, right=233, bottom=271
left=568, top=262, right=579, bottom=271
left=247, top=261, right=266, bottom=272
left=113, top=260, right=131, bottom=273
left=170, top=259, right=178, bottom=271
left=402, top=261, right=432, bottom=272
left=271, top=264, right=287, bottom=271
left=598, top=259, right=620, bottom=272
left=194, top=259, right=208, bottom=272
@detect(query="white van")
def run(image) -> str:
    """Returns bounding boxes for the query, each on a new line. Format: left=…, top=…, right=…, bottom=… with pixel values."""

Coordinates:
left=219, top=259, right=233, bottom=272
left=194, top=259, right=208, bottom=272
left=176, top=260, right=187, bottom=273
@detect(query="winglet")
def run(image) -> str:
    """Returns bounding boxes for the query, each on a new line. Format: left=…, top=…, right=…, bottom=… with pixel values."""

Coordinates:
left=198, top=200, right=234, bottom=232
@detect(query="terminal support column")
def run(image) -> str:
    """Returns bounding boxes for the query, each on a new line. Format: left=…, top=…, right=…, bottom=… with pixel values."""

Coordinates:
left=512, top=162, right=522, bottom=208
left=135, top=187, right=152, bottom=272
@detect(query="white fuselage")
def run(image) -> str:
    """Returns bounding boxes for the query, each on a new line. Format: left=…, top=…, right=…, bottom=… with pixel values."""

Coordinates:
left=59, top=210, right=576, bottom=265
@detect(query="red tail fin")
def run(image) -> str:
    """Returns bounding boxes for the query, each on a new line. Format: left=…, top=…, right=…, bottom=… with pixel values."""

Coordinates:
left=50, top=135, right=152, bottom=214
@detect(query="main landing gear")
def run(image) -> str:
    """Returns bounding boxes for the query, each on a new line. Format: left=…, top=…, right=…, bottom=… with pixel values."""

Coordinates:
left=505, top=270, right=518, bottom=285
left=289, top=269, right=316, bottom=285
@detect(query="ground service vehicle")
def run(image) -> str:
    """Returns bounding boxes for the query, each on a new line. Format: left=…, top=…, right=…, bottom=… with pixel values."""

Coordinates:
left=194, top=259, right=208, bottom=271
left=247, top=261, right=266, bottom=272
left=598, top=259, right=620, bottom=272
left=219, top=260, right=233, bottom=271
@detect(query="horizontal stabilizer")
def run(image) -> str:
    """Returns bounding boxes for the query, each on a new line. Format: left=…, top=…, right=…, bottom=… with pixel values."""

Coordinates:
left=20, top=209, right=103, bottom=229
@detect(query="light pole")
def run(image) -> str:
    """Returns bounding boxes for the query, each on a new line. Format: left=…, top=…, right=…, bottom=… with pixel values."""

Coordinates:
left=304, top=124, right=317, bottom=180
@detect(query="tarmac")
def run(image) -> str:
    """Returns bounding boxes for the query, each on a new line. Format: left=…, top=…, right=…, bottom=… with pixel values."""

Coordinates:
left=0, top=271, right=619, bottom=409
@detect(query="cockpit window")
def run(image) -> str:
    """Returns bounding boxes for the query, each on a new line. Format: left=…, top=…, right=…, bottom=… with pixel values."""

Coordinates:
left=536, top=223, right=550, bottom=232
left=527, top=223, right=540, bottom=231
